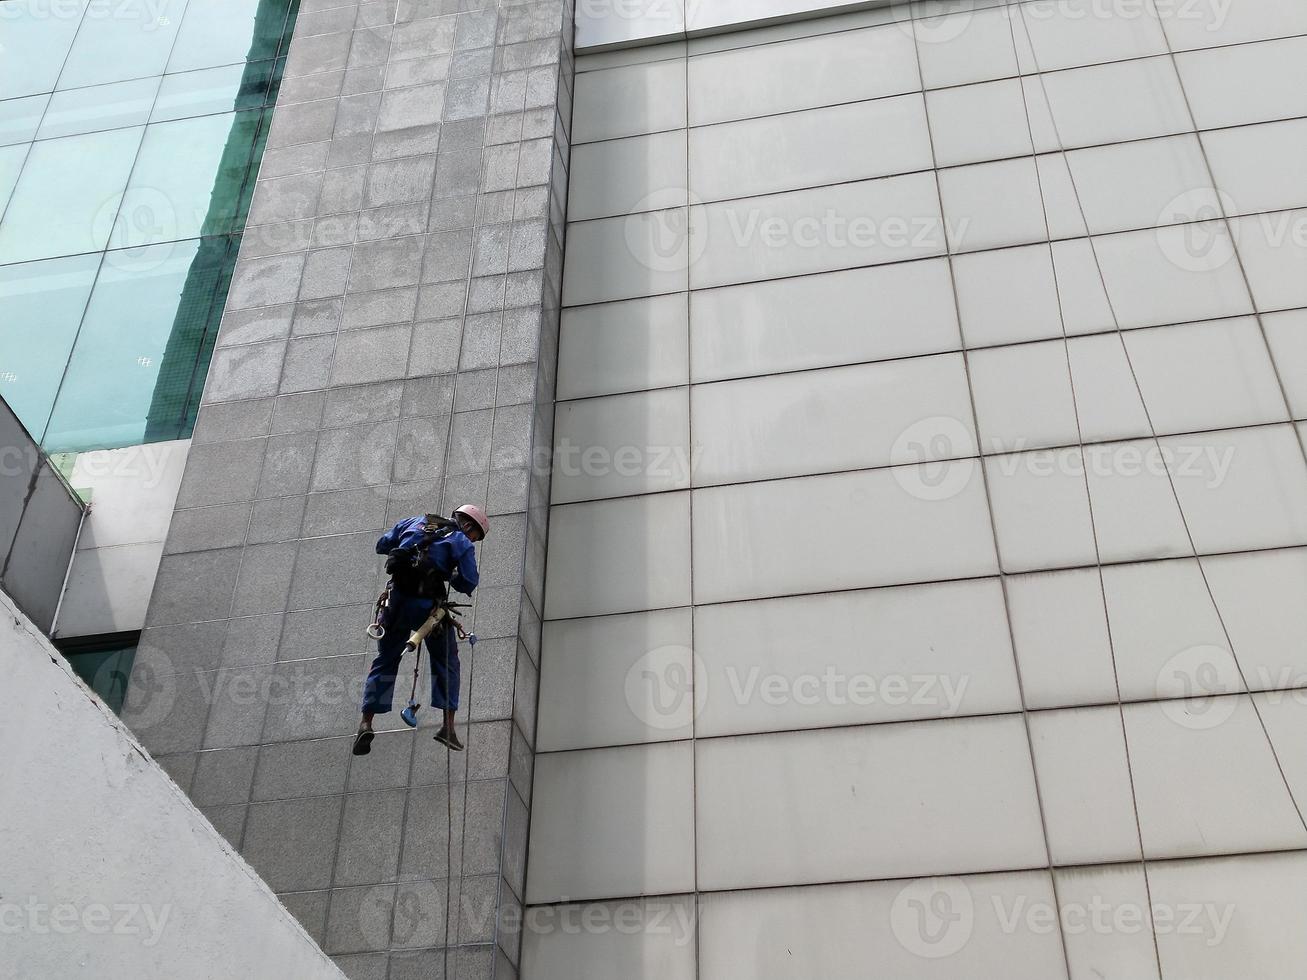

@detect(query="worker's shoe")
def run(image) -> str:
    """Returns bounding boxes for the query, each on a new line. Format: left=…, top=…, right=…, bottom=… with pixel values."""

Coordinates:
left=352, top=726, right=375, bottom=756
left=434, top=726, right=464, bottom=751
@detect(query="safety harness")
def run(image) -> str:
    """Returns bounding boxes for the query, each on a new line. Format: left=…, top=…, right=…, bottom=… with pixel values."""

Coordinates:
left=368, top=514, right=457, bottom=640
left=384, top=513, right=458, bottom=599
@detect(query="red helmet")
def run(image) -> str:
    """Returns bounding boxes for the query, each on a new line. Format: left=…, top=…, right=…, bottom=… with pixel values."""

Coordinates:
left=454, top=504, right=489, bottom=537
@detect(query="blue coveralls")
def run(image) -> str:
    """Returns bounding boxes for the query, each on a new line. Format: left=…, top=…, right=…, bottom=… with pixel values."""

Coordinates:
left=361, top=516, right=480, bottom=715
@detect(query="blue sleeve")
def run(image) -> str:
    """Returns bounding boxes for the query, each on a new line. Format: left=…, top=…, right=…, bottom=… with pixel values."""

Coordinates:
left=376, top=516, right=418, bottom=555
left=431, top=532, right=480, bottom=595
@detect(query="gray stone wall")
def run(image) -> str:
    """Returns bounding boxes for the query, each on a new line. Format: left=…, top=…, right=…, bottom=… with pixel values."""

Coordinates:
left=121, top=2, right=574, bottom=977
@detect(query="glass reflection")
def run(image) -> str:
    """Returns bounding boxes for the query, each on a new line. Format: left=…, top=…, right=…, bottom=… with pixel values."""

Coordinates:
left=57, top=0, right=189, bottom=91
left=0, top=94, right=49, bottom=147
left=43, top=238, right=237, bottom=452
left=0, top=0, right=83, bottom=99
left=0, top=126, right=144, bottom=265
left=0, top=254, right=101, bottom=439
left=112, top=111, right=263, bottom=248
left=167, top=0, right=294, bottom=73
left=0, top=0, right=296, bottom=452
left=38, top=77, right=160, bottom=141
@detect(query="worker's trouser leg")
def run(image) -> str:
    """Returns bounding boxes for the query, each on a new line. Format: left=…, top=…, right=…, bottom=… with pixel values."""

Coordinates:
left=427, top=623, right=460, bottom=712
left=361, top=594, right=432, bottom=714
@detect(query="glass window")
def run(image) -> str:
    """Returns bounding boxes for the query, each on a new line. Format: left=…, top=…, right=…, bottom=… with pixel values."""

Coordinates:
left=57, top=0, right=189, bottom=91
left=112, top=112, right=261, bottom=249
left=168, top=0, right=293, bottom=73
left=0, top=94, right=50, bottom=147
left=0, top=0, right=85, bottom=99
left=60, top=638, right=139, bottom=715
left=0, top=0, right=296, bottom=454
left=152, top=60, right=277, bottom=123
left=0, top=253, right=101, bottom=441
left=42, top=237, right=235, bottom=451
left=0, top=143, right=28, bottom=216
left=38, top=77, right=160, bottom=141
left=0, top=126, right=143, bottom=265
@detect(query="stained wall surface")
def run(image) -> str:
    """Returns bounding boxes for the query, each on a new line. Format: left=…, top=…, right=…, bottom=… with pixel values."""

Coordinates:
left=527, top=2, right=1307, bottom=977
left=120, top=1, right=575, bottom=977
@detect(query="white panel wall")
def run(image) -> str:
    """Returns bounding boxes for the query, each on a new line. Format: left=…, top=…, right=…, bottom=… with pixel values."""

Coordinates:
left=55, top=439, right=190, bottom=638
left=0, top=589, right=343, bottom=980
left=530, top=2, right=1307, bottom=977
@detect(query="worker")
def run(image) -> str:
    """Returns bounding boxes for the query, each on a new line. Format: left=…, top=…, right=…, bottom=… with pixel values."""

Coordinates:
left=353, top=504, right=489, bottom=756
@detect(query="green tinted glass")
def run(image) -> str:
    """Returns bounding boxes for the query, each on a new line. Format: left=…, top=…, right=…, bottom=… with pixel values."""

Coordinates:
left=43, top=238, right=236, bottom=451
left=0, top=0, right=296, bottom=453
left=112, top=111, right=261, bottom=248
left=0, top=126, right=143, bottom=265
left=0, top=253, right=102, bottom=440
left=168, top=0, right=293, bottom=73
left=64, top=644, right=138, bottom=715
left=152, top=61, right=277, bottom=122
left=38, top=77, right=160, bottom=141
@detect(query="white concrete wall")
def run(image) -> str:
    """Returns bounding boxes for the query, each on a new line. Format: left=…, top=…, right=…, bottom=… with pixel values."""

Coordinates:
left=55, top=439, right=190, bottom=638
left=0, top=587, right=344, bottom=980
